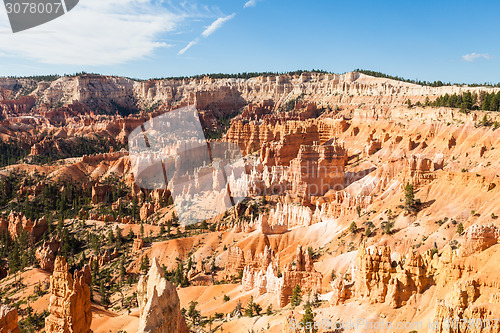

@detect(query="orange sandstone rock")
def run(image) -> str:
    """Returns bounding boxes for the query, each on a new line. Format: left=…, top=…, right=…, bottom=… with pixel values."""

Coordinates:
left=45, top=257, right=92, bottom=333
left=0, top=305, right=20, bottom=333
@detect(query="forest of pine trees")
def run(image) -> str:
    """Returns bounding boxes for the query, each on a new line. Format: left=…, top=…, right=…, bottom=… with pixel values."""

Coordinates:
left=430, top=91, right=500, bottom=112
left=0, top=140, right=29, bottom=168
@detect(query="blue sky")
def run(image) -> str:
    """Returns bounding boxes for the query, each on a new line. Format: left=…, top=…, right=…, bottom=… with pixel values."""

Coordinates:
left=0, top=0, right=499, bottom=83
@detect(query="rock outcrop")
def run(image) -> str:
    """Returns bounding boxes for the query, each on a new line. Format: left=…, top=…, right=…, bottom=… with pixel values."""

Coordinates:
left=241, top=245, right=322, bottom=307
left=91, top=184, right=112, bottom=204
left=35, top=238, right=60, bottom=272
left=0, top=305, right=20, bottom=333
left=406, top=154, right=444, bottom=187
left=45, top=257, right=92, bottom=333
left=137, top=257, right=188, bottom=333
left=133, top=235, right=145, bottom=252
left=350, top=243, right=435, bottom=308
left=460, top=224, right=500, bottom=257
left=0, top=211, right=48, bottom=242
left=432, top=280, right=500, bottom=333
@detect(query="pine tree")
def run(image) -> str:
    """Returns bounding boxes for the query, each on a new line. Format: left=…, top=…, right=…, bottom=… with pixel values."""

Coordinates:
left=300, top=302, right=317, bottom=332
left=120, top=256, right=126, bottom=281
left=245, top=296, right=255, bottom=317
left=290, top=284, right=302, bottom=308
left=140, top=255, right=150, bottom=275
left=404, top=182, right=415, bottom=210
left=187, top=301, right=200, bottom=324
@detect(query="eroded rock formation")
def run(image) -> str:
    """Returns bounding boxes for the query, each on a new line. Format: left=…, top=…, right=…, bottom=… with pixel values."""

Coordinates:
left=241, top=245, right=322, bottom=307
left=0, top=305, right=20, bottom=333
left=137, top=257, right=188, bottom=333
left=45, top=257, right=92, bottom=333
left=35, top=238, right=60, bottom=272
left=0, top=211, right=48, bottom=242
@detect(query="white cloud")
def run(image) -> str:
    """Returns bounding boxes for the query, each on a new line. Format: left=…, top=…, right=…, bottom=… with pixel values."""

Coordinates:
left=201, top=13, right=236, bottom=38
left=178, top=13, right=235, bottom=55
left=0, top=0, right=193, bottom=65
left=462, top=52, right=491, bottom=62
left=178, top=39, right=199, bottom=55
left=244, top=0, right=257, bottom=8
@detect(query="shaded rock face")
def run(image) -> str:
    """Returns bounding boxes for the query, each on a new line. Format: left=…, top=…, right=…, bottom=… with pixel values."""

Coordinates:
left=91, top=184, right=112, bottom=204
left=35, top=238, right=60, bottom=272
left=224, top=246, right=246, bottom=275
left=0, top=305, right=20, bottom=333
left=223, top=119, right=348, bottom=201
left=137, top=257, right=188, bottom=333
left=329, top=274, right=352, bottom=306
left=287, top=142, right=347, bottom=199
left=140, top=202, right=155, bottom=221
left=354, top=243, right=394, bottom=303
left=45, top=257, right=92, bottom=333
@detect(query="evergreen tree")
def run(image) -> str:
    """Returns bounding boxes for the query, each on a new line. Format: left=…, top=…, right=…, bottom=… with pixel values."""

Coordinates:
left=187, top=301, right=201, bottom=324
left=300, top=302, right=317, bottom=333
left=140, top=255, right=150, bottom=275
left=290, top=284, right=302, bottom=308
left=404, top=182, right=415, bottom=210
left=120, top=256, right=126, bottom=281
left=245, top=296, right=255, bottom=317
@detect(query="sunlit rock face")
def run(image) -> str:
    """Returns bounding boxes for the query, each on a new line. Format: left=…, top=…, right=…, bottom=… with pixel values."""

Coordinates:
left=137, top=257, right=189, bottom=333
left=45, top=256, right=92, bottom=333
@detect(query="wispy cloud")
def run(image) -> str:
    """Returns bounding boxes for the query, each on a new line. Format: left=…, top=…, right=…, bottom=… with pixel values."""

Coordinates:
left=201, top=13, right=236, bottom=38
left=0, top=0, right=196, bottom=65
left=178, top=39, right=199, bottom=55
left=462, top=52, right=491, bottom=62
left=244, top=0, right=258, bottom=8
left=179, top=13, right=235, bottom=55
